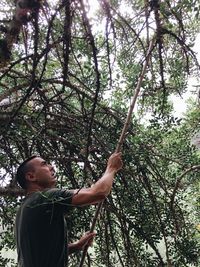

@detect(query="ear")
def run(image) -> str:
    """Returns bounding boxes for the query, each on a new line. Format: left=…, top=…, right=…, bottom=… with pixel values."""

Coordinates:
left=25, top=171, right=37, bottom=183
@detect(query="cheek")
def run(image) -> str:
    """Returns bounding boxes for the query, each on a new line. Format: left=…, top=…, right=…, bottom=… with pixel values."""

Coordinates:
left=36, top=170, right=50, bottom=182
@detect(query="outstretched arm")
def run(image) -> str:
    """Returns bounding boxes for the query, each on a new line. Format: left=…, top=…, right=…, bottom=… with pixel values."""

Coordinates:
left=71, top=152, right=123, bottom=206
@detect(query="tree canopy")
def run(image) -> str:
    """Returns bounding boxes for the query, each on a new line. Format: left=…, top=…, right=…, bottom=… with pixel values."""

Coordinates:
left=0, top=0, right=200, bottom=266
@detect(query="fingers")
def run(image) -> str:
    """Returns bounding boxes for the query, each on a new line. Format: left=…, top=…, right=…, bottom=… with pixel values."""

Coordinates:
left=110, top=152, right=122, bottom=158
left=85, top=231, right=96, bottom=239
left=108, top=152, right=123, bottom=171
left=81, top=232, right=96, bottom=248
left=81, top=231, right=96, bottom=242
left=111, top=152, right=122, bottom=160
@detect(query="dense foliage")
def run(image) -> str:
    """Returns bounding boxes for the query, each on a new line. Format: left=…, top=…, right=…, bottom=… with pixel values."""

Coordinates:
left=0, top=0, right=200, bottom=266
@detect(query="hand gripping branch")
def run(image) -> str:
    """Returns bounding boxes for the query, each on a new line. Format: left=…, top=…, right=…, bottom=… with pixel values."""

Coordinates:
left=79, top=37, right=156, bottom=267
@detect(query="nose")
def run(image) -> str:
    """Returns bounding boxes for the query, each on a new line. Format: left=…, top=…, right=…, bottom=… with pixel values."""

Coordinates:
left=49, top=165, right=55, bottom=173
left=48, top=164, right=53, bottom=170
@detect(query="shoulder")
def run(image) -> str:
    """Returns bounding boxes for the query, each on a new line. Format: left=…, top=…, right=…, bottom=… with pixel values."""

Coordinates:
left=22, top=188, right=74, bottom=207
left=42, top=188, right=74, bottom=199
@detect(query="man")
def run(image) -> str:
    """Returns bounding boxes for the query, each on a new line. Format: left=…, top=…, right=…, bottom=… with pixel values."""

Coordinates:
left=15, top=152, right=122, bottom=267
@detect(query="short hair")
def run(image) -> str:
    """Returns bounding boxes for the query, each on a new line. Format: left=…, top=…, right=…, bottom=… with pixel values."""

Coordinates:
left=16, top=156, right=38, bottom=189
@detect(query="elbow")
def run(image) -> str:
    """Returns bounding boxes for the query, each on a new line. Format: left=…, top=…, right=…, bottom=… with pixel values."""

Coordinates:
left=91, top=192, right=106, bottom=204
left=92, top=188, right=110, bottom=200
left=71, top=188, right=108, bottom=206
left=97, top=192, right=107, bottom=201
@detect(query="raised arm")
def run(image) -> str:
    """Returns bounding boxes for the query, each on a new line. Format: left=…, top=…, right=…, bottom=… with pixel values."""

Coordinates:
left=71, top=152, right=122, bottom=206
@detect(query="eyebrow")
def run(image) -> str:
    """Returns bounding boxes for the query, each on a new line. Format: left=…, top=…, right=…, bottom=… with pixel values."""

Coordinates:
left=40, top=160, right=47, bottom=165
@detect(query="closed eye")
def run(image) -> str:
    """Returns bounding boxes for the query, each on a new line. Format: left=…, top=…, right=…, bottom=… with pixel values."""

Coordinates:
left=41, top=161, right=48, bottom=166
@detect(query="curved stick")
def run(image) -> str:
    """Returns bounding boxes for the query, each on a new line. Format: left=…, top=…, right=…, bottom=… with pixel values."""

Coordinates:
left=78, top=38, right=155, bottom=267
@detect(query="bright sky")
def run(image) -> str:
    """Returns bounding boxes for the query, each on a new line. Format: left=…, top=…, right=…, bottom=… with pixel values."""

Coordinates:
left=170, top=33, right=200, bottom=117
left=1, top=0, right=198, bottom=118
left=82, top=0, right=200, bottom=118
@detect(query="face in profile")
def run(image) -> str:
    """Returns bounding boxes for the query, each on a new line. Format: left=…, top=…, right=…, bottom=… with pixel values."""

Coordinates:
left=26, top=157, right=56, bottom=189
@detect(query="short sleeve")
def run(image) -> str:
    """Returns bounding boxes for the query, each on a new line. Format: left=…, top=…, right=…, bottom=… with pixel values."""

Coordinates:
left=36, top=188, right=74, bottom=213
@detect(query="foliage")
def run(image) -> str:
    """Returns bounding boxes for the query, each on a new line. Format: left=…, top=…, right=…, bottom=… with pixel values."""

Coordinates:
left=0, top=0, right=200, bottom=266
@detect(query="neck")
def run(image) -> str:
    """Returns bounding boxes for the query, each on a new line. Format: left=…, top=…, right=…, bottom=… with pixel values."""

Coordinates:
left=26, top=184, right=43, bottom=195
left=26, top=184, right=55, bottom=195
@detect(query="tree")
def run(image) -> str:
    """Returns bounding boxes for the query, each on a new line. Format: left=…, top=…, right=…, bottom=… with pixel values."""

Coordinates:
left=0, top=0, right=200, bottom=266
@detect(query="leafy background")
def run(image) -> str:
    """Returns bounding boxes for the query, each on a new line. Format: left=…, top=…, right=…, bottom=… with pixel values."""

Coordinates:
left=0, top=0, right=200, bottom=266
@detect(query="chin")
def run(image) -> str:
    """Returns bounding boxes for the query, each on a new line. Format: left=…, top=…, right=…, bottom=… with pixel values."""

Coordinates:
left=51, top=180, right=57, bottom=187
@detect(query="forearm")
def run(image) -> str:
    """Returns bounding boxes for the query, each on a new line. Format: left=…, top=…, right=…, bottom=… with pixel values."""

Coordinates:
left=71, top=153, right=122, bottom=206
left=91, top=167, right=116, bottom=197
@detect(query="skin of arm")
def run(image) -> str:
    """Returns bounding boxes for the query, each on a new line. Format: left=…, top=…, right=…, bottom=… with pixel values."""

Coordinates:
left=68, top=153, right=122, bottom=254
left=71, top=152, right=122, bottom=206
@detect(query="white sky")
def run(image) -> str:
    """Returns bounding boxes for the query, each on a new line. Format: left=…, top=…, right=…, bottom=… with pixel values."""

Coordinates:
left=170, top=33, right=200, bottom=117
left=84, top=0, right=200, bottom=118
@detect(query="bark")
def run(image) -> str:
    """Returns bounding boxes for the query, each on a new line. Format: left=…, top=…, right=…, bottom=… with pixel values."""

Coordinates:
left=0, top=0, right=42, bottom=69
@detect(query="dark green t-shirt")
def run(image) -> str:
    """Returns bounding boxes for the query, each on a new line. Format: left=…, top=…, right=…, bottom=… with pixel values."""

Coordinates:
left=15, top=188, right=74, bottom=267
